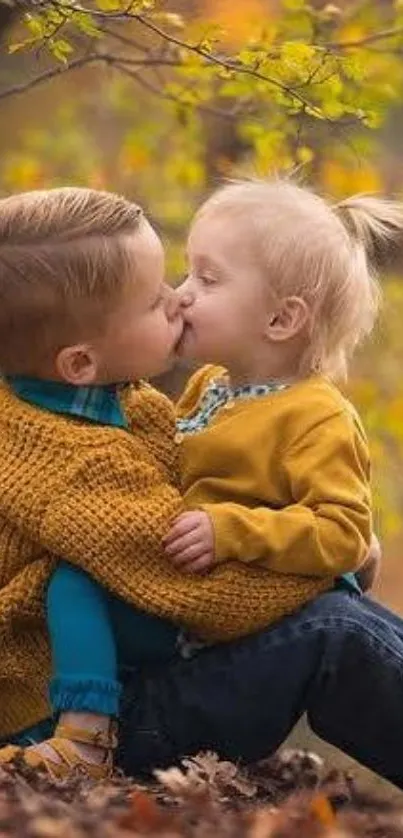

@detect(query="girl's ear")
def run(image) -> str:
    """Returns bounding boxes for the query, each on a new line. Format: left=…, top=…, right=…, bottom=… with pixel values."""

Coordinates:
left=55, top=344, right=99, bottom=385
left=266, top=296, right=309, bottom=342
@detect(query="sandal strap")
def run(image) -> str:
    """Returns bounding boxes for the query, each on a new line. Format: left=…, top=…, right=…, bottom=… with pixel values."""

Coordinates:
left=0, top=744, right=23, bottom=764
left=24, top=739, right=112, bottom=780
left=54, top=721, right=118, bottom=750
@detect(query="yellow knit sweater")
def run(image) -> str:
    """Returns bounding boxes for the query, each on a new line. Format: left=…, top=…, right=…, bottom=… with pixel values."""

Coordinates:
left=0, top=369, right=369, bottom=737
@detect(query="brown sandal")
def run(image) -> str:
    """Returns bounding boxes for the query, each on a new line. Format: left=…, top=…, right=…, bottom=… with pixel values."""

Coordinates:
left=0, top=722, right=118, bottom=780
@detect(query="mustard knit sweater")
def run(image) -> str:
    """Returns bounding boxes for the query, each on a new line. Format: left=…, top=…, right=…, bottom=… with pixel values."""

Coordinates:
left=0, top=371, right=369, bottom=737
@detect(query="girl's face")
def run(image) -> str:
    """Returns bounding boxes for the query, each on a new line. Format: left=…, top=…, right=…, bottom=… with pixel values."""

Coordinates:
left=177, top=213, right=275, bottom=377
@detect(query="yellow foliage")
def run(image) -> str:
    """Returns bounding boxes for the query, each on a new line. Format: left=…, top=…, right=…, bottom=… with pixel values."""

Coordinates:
left=320, top=161, right=382, bottom=197
left=296, top=146, right=314, bottom=164
left=384, top=397, right=403, bottom=440
left=2, top=156, right=44, bottom=190
left=337, top=24, right=365, bottom=44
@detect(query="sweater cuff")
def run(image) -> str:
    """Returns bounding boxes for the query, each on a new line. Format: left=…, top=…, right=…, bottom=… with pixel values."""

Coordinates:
left=199, top=503, right=238, bottom=564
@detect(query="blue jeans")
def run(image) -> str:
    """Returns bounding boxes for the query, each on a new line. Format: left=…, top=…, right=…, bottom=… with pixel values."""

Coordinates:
left=117, top=590, right=403, bottom=789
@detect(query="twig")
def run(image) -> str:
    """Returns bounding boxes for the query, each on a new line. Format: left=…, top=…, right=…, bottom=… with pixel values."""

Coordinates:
left=327, top=25, right=403, bottom=50
left=116, top=62, right=245, bottom=120
left=0, top=51, right=177, bottom=101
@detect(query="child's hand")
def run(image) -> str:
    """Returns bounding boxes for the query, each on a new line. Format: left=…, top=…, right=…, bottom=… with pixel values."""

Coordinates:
left=163, top=511, right=215, bottom=574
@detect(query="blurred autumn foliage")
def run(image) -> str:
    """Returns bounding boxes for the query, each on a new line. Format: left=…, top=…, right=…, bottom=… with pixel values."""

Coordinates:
left=1, top=0, right=403, bottom=606
left=2, top=748, right=403, bottom=836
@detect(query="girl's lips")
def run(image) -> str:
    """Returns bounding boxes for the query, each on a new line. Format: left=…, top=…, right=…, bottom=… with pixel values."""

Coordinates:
left=175, top=322, right=193, bottom=354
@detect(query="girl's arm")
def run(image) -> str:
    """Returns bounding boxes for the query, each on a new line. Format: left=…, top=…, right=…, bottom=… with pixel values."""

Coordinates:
left=199, top=410, right=371, bottom=578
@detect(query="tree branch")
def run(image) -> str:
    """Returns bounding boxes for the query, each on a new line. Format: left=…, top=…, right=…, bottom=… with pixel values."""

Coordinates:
left=326, top=25, right=403, bottom=50
left=134, top=13, right=324, bottom=117
left=0, top=51, right=178, bottom=101
left=5, top=0, right=396, bottom=122
left=29, top=0, right=326, bottom=118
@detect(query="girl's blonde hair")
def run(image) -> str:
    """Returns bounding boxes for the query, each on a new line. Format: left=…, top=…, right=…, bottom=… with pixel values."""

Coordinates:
left=195, top=179, right=403, bottom=379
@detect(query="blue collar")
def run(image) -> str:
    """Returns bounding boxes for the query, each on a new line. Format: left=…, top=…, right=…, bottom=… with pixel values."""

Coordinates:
left=5, top=376, right=129, bottom=429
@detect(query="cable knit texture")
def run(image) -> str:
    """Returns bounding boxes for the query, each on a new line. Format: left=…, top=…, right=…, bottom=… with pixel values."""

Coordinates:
left=0, top=378, right=332, bottom=738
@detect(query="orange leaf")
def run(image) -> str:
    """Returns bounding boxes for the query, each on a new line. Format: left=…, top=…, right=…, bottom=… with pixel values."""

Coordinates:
left=308, top=795, right=336, bottom=827
left=119, top=788, right=168, bottom=832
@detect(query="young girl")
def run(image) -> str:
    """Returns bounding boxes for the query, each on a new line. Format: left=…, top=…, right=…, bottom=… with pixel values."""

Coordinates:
left=163, top=180, right=392, bottom=582
left=1, top=180, right=400, bottom=780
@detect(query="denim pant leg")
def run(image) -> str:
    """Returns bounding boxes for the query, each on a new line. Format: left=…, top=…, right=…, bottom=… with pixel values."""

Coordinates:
left=118, top=590, right=403, bottom=788
left=306, top=593, right=403, bottom=785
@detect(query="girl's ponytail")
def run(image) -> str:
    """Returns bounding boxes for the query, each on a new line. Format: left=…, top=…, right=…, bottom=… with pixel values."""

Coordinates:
left=335, top=195, right=403, bottom=269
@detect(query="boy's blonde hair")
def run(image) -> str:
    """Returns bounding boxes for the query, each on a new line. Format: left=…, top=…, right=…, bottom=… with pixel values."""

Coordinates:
left=0, top=187, right=143, bottom=374
left=195, top=179, right=403, bottom=379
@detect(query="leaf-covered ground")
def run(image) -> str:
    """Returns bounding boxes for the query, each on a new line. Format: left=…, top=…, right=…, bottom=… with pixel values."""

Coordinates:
left=0, top=749, right=402, bottom=837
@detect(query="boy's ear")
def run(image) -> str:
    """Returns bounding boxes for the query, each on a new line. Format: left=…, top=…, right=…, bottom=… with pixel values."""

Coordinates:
left=265, top=296, right=309, bottom=342
left=55, top=344, right=99, bottom=386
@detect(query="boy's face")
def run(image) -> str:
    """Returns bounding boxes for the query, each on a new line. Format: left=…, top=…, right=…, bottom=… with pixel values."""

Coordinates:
left=176, top=213, right=274, bottom=373
left=58, top=220, right=183, bottom=385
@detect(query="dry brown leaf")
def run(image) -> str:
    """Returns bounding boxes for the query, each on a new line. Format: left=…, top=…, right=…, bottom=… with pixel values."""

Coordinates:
left=0, top=748, right=402, bottom=838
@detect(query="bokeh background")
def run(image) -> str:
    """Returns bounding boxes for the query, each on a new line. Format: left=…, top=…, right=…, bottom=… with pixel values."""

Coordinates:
left=1, top=0, right=403, bottom=792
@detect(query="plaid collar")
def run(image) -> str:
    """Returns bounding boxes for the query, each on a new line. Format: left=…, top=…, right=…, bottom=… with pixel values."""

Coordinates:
left=5, top=376, right=129, bottom=429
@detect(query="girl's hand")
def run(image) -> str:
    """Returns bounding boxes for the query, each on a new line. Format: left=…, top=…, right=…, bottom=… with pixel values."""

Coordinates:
left=163, top=510, right=215, bottom=574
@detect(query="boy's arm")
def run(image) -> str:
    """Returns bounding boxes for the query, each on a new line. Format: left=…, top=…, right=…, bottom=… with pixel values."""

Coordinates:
left=37, top=446, right=182, bottom=600
left=198, top=410, right=372, bottom=578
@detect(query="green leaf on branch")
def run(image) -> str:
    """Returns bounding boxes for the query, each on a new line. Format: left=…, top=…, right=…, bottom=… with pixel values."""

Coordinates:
left=49, top=38, right=74, bottom=63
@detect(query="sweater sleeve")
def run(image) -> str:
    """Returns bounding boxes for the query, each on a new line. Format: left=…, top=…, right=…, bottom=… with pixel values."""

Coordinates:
left=38, top=446, right=182, bottom=601
left=201, top=409, right=372, bottom=577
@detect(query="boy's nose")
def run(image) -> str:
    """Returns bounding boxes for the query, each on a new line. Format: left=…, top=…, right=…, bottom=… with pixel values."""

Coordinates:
left=165, top=285, right=181, bottom=321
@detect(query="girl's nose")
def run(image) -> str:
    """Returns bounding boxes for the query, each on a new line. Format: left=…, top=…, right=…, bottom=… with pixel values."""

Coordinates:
left=176, top=279, right=194, bottom=309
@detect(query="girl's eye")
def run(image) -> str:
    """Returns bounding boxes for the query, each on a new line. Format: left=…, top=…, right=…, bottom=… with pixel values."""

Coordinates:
left=200, top=274, right=215, bottom=285
left=152, top=295, right=163, bottom=310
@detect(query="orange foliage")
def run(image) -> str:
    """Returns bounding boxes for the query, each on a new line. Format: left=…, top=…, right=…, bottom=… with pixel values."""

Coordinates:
left=200, top=0, right=275, bottom=44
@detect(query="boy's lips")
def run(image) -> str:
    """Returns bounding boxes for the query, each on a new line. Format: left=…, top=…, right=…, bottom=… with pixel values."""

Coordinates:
left=172, top=317, right=186, bottom=349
